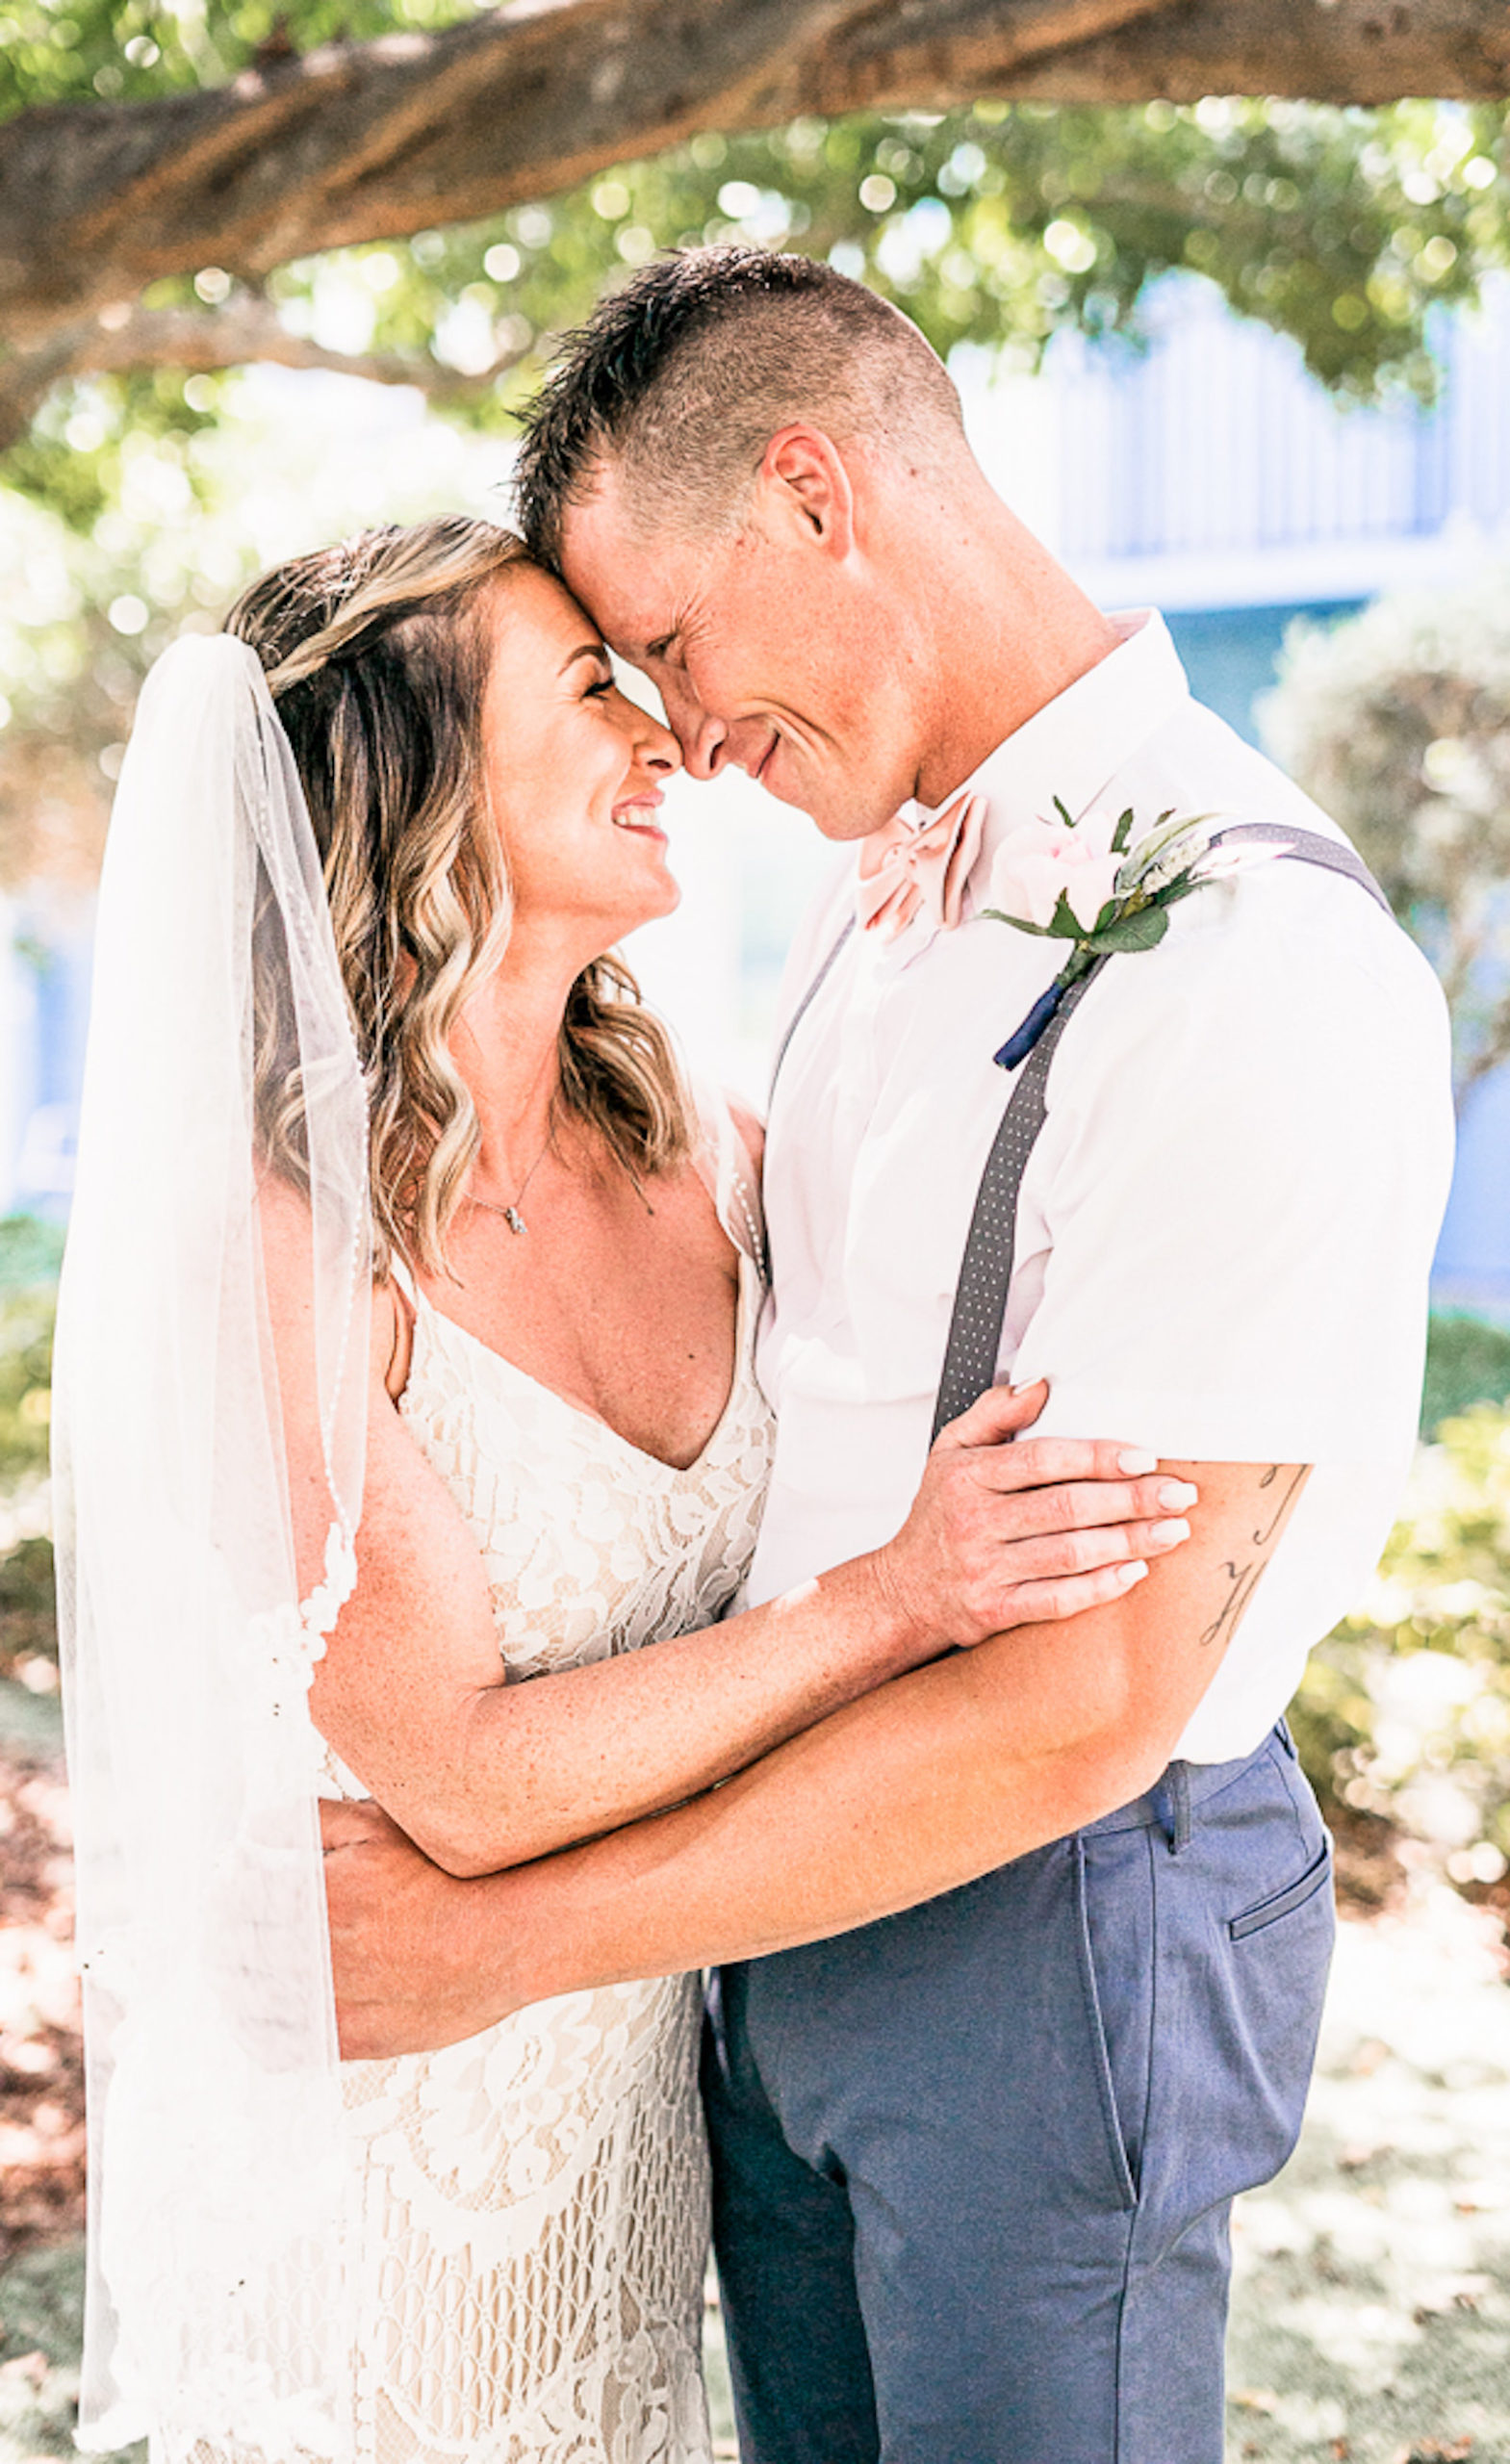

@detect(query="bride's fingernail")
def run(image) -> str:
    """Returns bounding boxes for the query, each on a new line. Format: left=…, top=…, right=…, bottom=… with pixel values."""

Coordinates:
left=1149, top=1518, right=1190, bottom=1546
left=1116, top=1559, right=1149, bottom=1587
left=1118, top=1448, right=1158, bottom=1474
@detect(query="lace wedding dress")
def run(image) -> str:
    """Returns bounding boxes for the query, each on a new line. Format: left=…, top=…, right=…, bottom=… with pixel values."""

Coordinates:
left=320, top=1238, right=775, bottom=2464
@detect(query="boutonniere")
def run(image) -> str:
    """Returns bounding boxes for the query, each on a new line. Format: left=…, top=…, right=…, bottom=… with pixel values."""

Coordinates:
left=984, top=800, right=1287, bottom=1069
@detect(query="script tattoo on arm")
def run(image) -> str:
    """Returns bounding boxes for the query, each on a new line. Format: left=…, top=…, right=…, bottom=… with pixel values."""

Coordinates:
left=1198, top=1463, right=1311, bottom=1653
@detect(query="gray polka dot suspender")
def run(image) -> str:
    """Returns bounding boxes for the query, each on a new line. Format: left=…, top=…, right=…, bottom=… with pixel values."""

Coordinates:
left=930, top=956, right=1109, bottom=1440
left=771, top=822, right=1392, bottom=1448
left=930, top=824, right=1392, bottom=1439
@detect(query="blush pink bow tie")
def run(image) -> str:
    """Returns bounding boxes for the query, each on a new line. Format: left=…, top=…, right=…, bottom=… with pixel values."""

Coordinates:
left=855, top=791, right=989, bottom=940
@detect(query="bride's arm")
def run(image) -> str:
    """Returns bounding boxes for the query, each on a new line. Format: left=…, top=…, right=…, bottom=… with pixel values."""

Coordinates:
left=324, top=1458, right=1308, bottom=2058
left=262, top=1185, right=1193, bottom=1879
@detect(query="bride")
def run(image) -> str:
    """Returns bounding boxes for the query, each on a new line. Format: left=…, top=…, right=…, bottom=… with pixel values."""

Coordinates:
left=55, top=514, right=1190, bottom=2464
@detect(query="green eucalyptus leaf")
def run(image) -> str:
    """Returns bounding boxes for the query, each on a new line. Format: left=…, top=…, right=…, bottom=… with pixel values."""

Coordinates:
left=1085, top=906, right=1169, bottom=954
left=1111, top=807, right=1136, bottom=855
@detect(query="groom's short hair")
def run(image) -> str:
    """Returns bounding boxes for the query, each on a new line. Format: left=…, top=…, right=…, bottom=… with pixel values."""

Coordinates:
left=514, top=248, right=964, bottom=571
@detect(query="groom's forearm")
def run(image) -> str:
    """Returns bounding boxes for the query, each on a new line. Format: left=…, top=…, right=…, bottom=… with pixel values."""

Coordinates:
left=332, top=1630, right=1145, bottom=2055
left=472, top=1630, right=1155, bottom=1998
left=329, top=1462, right=1307, bottom=2055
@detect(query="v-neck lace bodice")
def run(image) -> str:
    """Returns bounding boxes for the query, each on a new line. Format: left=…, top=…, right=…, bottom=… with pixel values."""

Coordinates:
left=315, top=1211, right=773, bottom=2464
left=400, top=1249, right=771, bottom=1681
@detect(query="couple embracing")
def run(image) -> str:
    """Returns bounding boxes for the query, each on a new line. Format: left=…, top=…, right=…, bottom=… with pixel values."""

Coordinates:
left=59, top=249, right=1452, bottom=2464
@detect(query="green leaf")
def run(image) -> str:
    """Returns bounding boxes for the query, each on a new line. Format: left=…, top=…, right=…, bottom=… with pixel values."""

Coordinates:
left=1111, top=807, right=1136, bottom=855
left=1052, top=795, right=1077, bottom=830
left=1085, top=906, right=1169, bottom=955
left=1149, top=873, right=1210, bottom=911
left=1046, top=887, right=1090, bottom=939
left=981, top=907, right=1056, bottom=937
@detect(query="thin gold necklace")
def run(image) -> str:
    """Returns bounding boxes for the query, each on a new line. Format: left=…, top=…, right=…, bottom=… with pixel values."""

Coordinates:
left=467, top=1119, right=555, bottom=1237
left=468, top=1122, right=656, bottom=1237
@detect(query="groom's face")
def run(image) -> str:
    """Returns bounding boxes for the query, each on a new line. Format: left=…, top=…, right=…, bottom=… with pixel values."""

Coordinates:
left=558, top=459, right=913, bottom=842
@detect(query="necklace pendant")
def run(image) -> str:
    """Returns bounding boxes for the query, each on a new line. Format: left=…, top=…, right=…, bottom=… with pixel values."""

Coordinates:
left=504, top=1205, right=527, bottom=1236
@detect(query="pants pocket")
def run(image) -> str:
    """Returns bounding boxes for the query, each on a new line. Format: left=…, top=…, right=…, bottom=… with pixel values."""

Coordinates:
left=1228, top=1837, right=1333, bottom=1940
left=1073, top=1835, right=1140, bottom=2211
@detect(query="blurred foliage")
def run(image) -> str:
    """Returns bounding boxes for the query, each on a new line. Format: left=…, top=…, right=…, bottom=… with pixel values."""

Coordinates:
left=0, top=1241, right=56, bottom=1683
left=0, top=0, right=462, bottom=114
left=4, top=79, right=1509, bottom=886
left=4, top=0, right=1510, bottom=905
left=8, top=96, right=1510, bottom=489
left=1292, top=1401, right=1510, bottom=1890
left=0, top=372, right=509, bottom=885
left=0, top=1531, right=56, bottom=1674
left=1262, top=570, right=1510, bottom=1101
left=3, top=80, right=1509, bottom=527
left=0, top=1215, right=64, bottom=1290
left=0, top=2246, right=98, bottom=2458
left=0, top=1285, right=52, bottom=1489
left=1421, top=1311, right=1510, bottom=1433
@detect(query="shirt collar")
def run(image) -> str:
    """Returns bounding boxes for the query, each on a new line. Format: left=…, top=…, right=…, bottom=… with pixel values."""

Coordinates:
left=883, top=609, right=1190, bottom=960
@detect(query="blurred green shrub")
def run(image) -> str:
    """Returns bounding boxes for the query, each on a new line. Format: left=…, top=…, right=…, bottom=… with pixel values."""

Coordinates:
left=1260, top=569, right=1510, bottom=1102
left=0, top=1533, right=57, bottom=1677
left=1421, top=1311, right=1510, bottom=1435
left=0, top=1221, right=58, bottom=1677
left=0, top=1214, right=64, bottom=1291
left=0, top=1284, right=53, bottom=1488
left=1292, top=1401, right=1510, bottom=1886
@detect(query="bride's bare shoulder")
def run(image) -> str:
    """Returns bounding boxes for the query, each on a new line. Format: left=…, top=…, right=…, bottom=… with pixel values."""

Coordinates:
left=255, top=1169, right=410, bottom=1403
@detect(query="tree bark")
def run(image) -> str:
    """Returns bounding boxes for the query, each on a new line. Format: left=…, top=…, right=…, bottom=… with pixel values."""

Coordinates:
left=0, top=300, right=525, bottom=452
left=3, top=0, right=1507, bottom=345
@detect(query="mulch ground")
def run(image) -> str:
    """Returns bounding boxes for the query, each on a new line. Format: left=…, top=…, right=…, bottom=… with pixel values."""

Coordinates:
left=0, top=1716, right=83, bottom=2276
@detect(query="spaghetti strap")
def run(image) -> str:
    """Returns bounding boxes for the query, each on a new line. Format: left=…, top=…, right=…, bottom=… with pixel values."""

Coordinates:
left=686, top=1073, right=769, bottom=1282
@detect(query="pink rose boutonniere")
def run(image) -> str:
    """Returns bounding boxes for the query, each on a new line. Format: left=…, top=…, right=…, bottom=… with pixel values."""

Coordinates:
left=985, top=800, right=1289, bottom=1069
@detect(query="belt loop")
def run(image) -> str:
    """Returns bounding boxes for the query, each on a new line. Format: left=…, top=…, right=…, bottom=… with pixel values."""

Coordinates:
left=1163, top=1760, right=1192, bottom=1857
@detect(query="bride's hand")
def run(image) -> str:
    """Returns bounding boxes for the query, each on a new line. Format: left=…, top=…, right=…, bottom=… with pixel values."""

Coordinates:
left=870, top=1380, right=1196, bottom=1653
left=322, top=1798, right=511, bottom=2057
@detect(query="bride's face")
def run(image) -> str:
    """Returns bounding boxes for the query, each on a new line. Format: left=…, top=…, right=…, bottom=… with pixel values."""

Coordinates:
left=480, top=563, right=683, bottom=947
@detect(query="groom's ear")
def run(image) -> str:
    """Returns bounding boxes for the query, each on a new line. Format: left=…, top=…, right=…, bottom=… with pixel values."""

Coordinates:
left=758, top=425, right=856, bottom=560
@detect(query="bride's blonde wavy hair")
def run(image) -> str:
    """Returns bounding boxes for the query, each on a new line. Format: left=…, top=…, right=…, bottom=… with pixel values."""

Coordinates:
left=228, top=515, right=691, bottom=1275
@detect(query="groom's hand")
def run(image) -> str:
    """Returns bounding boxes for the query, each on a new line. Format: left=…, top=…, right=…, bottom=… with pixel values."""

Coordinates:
left=321, top=1798, right=514, bottom=2058
left=871, top=1379, right=1197, bottom=1654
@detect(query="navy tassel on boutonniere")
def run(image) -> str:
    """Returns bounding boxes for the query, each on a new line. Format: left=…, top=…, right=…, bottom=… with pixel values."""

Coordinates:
left=994, top=983, right=1069, bottom=1071
left=985, top=800, right=1287, bottom=1070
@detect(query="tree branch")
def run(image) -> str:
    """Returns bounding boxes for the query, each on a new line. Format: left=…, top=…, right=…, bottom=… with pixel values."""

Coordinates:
left=3, top=0, right=1507, bottom=347
left=0, top=300, right=525, bottom=454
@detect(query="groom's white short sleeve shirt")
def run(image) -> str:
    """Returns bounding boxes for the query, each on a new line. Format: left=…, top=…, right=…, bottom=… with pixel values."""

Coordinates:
left=749, top=610, right=1455, bottom=1764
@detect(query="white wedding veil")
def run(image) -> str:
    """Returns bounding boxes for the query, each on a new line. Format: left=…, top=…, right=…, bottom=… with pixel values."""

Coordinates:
left=54, top=633, right=371, bottom=2461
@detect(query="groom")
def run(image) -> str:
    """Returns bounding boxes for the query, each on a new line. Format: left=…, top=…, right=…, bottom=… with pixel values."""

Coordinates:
left=324, top=251, right=1453, bottom=2459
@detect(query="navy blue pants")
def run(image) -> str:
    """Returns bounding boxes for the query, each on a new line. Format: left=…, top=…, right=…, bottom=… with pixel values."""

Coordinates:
left=703, top=1724, right=1334, bottom=2464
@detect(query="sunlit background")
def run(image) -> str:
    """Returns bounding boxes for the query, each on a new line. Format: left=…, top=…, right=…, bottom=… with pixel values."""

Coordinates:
left=6, top=254, right=1510, bottom=1297
left=8, top=82, right=1510, bottom=2454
